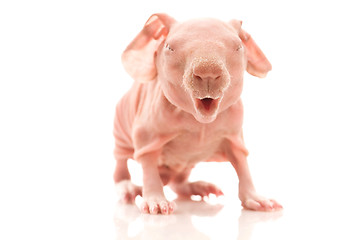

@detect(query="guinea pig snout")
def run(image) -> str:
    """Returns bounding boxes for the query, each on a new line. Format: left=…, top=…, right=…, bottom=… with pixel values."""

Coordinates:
left=184, top=58, right=230, bottom=98
left=192, top=61, right=223, bottom=83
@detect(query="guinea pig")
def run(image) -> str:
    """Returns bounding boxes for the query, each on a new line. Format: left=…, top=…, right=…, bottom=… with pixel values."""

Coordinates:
left=113, top=13, right=282, bottom=214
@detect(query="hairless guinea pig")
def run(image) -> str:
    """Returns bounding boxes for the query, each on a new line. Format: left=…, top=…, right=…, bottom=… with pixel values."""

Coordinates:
left=113, top=13, right=282, bottom=215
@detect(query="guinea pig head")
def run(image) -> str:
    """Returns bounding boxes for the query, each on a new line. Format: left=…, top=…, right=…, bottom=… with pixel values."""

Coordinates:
left=122, top=14, right=272, bottom=123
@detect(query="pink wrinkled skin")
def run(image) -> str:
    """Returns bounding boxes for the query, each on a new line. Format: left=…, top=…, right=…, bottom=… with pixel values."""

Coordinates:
left=113, top=13, right=282, bottom=214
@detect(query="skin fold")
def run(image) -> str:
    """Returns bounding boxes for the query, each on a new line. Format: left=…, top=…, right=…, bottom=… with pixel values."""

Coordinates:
left=114, top=13, right=282, bottom=215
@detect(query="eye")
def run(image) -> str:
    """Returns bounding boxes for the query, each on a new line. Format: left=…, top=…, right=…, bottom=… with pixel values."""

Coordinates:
left=165, top=43, right=174, bottom=52
left=236, top=45, right=243, bottom=51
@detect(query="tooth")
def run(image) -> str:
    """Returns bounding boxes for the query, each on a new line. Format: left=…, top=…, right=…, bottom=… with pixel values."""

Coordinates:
left=198, top=97, right=214, bottom=100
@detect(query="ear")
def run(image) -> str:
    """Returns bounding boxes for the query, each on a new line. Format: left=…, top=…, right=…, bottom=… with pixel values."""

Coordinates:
left=122, top=13, right=176, bottom=82
left=230, top=20, right=272, bottom=78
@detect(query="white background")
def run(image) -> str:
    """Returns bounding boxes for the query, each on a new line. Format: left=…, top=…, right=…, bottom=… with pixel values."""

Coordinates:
left=1, top=0, right=360, bottom=239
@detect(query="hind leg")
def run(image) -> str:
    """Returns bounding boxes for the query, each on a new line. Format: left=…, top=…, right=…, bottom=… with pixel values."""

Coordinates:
left=169, top=167, right=224, bottom=199
left=114, top=158, right=142, bottom=204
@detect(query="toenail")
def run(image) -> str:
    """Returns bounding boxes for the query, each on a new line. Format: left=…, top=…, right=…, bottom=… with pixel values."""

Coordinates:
left=151, top=206, right=159, bottom=213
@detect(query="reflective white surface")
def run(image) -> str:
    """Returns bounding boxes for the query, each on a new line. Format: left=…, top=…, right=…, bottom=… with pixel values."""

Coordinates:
left=115, top=199, right=282, bottom=240
left=111, top=162, right=361, bottom=240
left=114, top=194, right=361, bottom=240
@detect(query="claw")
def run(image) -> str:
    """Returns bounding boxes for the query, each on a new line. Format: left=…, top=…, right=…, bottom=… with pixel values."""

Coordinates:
left=160, top=202, right=169, bottom=215
left=137, top=198, right=175, bottom=215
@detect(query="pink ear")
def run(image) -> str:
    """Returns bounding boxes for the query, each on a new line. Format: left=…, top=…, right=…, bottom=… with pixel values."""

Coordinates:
left=230, top=20, right=272, bottom=78
left=122, top=13, right=176, bottom=82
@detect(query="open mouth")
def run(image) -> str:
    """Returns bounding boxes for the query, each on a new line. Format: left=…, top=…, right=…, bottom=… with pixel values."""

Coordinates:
left=199, top=98, right=214, bottom=110
left=195, top=97, right=220, bottom=116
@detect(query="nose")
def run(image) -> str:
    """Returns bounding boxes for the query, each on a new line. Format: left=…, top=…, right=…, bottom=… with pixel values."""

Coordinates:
left=186, top=57, right=230, bottom=97
left=192, top=63, right=222, bottom=82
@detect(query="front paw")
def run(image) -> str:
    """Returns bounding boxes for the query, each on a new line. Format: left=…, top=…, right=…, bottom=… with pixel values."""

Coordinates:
left=239, top=191, right=283, bottom=211
left=139, top=195, right=176, bottom=215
